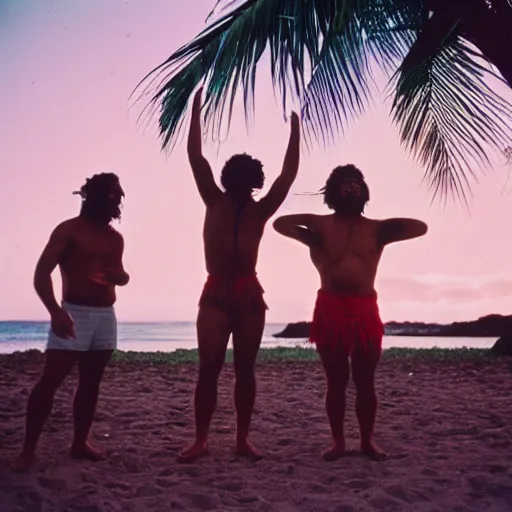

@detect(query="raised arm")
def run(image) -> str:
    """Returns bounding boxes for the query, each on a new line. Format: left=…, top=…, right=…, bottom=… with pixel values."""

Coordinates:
left=258, top=112, right=301, bottom=219
left=273, top=214, right=322, bottom=248
left=34, top=222, right=72, bottom=316
left=187, top=88, right=222, bottom=206
left=378, top=218, right=428, bottom=246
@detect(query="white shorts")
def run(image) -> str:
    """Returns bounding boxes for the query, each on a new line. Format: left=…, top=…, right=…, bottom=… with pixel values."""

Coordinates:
left=46, top=302, right=118, bottom=351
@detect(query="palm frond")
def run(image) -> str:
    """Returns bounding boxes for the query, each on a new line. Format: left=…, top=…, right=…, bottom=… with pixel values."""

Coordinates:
left=134, top=0, right=309, bottom=151
left=362, top=0, right=424, bottom=75
left=135, top=0, right=394, bottom=153
left=390, top=35, right=512, bottom=202
left=301, top=8, right=373, bottom=148
left=134, top=0, right=512, bottom=202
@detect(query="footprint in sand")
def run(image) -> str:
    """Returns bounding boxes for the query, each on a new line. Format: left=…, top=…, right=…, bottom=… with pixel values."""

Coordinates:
left=169, top=420, right=188, bottom=427
left=103, top=480, right=132, bottom=491
left=112, top=453, right=147, bottom=473
left=37, top=477, right=67, bottom=491
left=487, top=464, right=508, bottom=475
left=118, top=411, right=139, bottom=419
left=490, top=440, right=511, bottom=449
left=168, top=500, right=186, bottom=510
left=184, top=493, right=218, bottom=511
left=11, top=489, right=43, bottom=512
left=133, top=484, right=161, bottom=498
left=333, top=506, right=358, bottom=512
left=237, top=495, right=259, bottom=504
left=384, top=484, right=430, bottom=503
left=308, top=483, right=329, bottom=493
left=215, top=481, right=245, bottom=492
left=155, top=478, right=179, bottom=489
left=177, top=467, right=201, bottom=478
left=368, top=496, right=402, bottom=511
left=345, top=479, right=374, bottom=491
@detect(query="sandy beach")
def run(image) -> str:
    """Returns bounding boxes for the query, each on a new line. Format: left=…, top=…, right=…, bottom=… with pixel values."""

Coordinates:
left=1, top=349, right=511, bottom=512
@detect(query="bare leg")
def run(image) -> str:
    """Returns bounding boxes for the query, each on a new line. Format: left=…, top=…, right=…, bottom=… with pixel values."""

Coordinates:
left=317, top=346, right=350, bottom=461
left=232, top=307, right=265, bottom=460
left=11, top=350, right=77, bottom=472
left=178, top=305, right=230, bottom=463
left=351, top=343, right=387, bottom=461
left=70, top=349, right=113, bottom=460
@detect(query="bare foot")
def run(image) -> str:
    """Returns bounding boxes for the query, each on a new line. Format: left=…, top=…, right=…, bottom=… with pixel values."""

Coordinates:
left=361, top=441, right=388, bottom=461
left=322, top=443, right=346, bottom=462
left=11, top=452, right=36, bottom=473
left=236, top=439, right=263, bottom=461
left=177, top=441, right=209, bottom=463
left=70, top=442, right=107, bottom=461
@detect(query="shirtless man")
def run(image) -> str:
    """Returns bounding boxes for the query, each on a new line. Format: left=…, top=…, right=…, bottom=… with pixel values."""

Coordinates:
left=178, top=88, right=300, bottom=462
left=273, top=165, right=427, bottom=461
left=12, top=173, right=129, bottom=472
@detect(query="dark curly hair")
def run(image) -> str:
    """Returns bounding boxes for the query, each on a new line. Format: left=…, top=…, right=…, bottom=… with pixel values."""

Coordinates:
left=74, top=173, right=124, bottom=223
left=323, top=164, right=370, bottom=214
left=220, top=153, right=265, bottom=196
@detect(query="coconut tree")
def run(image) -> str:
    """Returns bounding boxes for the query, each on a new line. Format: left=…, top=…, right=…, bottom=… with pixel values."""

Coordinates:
left=134, top=0, right=512, bottom=201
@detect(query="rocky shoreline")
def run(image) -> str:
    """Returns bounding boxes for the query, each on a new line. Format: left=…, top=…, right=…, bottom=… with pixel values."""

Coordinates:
left=273, top=314, right=512, bottom=339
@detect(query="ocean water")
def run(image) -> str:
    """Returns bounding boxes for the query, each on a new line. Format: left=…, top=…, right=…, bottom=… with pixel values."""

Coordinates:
left=0, top=321, right=497, bottom=354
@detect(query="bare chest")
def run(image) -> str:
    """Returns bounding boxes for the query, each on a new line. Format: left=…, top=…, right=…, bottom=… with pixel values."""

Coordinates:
left=64, top=230, right=118, bottom=266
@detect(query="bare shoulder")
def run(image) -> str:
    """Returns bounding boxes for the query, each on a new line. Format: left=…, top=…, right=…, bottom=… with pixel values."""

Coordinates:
left=51, top=217, right=80, bottom=237
left=364, top=217, right=382, bottom=229
left=106, top=226, right=125, bottom=247
left=305, top=213, right=326, bottom=226
left=106, top=225, right=123, bottom=238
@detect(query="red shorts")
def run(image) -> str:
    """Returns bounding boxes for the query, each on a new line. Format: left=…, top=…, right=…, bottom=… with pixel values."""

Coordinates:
left=310, top=290, right=384, bottom=356
left=198, top=274, right=268, bottom=313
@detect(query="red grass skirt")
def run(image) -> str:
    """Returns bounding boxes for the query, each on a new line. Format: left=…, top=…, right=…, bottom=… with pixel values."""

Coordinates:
left=199, top=274, right=268, bottom=312
left=310, top=290, right=384, bottom=356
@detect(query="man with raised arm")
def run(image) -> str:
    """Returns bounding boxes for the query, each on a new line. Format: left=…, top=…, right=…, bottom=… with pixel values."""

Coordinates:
left=12, top=173, right=129, bottom=472
left=179, top=88, right=300, bottom=462
left=273, top=165, right=427, bottom=462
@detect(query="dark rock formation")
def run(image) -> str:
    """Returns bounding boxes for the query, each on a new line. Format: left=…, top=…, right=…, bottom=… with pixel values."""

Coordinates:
left=273, top=321, right=311, bottom=338
left=490, top=335, right=512, bottom=356
left=273, top=314, right=512, bottom=338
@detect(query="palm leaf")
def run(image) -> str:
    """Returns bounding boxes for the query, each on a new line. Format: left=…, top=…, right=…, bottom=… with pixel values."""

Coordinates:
left=134, top=0, right=512, bottom=201
left=300, top=2, right=373, bottom=147
left=135, top=0, right=393, bottom=152
left=390, top=34, right=512, bottom=202
left=134, top=0, right=310, bottom=151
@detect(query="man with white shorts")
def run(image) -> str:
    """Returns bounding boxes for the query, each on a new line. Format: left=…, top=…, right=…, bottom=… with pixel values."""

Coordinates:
left=12, top=173, right=130, bottom=472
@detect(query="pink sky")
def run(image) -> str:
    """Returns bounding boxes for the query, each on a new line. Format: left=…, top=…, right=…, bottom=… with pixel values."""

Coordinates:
left=1, top=0, right=511, bottom=324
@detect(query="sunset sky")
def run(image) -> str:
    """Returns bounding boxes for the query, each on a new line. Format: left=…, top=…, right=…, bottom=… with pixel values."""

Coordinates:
left=1, top=0, right=512, bottom=324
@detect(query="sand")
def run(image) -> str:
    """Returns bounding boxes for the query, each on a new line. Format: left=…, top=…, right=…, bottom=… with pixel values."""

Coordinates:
left=1, top=351, right=512, bottom=512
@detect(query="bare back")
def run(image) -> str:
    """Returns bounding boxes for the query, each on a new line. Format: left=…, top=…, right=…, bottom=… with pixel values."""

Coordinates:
left=203, top=196, right=268, bottom=278
left=51, top=217, right=125, bottom=307
left=308, top=215, right=383, bottom=295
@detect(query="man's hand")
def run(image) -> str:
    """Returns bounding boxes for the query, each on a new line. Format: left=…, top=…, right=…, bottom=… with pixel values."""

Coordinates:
left=90, top=269, right=130, bottom=287
left=257, top=111, right=301, bottom=218
left=290, top=111, right=299, bottom=134
left=50, top=307, right=75, bottom=339
left=192, top=86, right=203, bottom=111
